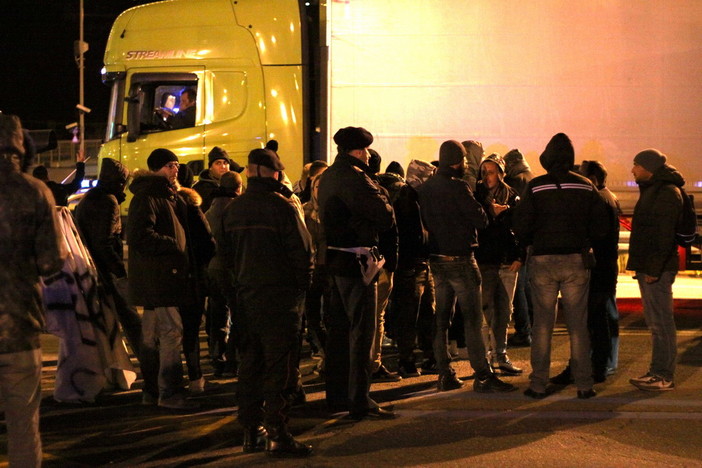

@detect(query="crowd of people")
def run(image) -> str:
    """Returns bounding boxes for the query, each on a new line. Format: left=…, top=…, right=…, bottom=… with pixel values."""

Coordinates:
left=0, top=112, right=689, bottom=464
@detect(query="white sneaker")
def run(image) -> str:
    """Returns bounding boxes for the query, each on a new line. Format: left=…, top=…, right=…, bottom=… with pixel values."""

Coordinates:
left=630, top=374, right=674, bottom=391
left=189, top=377, right=206, bottom=394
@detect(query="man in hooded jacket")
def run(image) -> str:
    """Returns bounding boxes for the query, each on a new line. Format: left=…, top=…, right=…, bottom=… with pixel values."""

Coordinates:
left=514, top=133, right=608, bottom=400
left=626, top=149, right=684, bottom=391
left=419, top=140, right=515, bottom=394
left=75, top=158, right=145, bottom=361
left=0, top=114, right=66, bottom=468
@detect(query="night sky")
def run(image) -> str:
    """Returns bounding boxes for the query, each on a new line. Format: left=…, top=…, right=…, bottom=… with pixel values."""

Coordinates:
left=0, top=1, right=150, bottom=139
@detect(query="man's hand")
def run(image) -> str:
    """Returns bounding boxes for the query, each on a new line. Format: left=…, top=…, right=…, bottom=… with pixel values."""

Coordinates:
left=76, top=149, right=86, bottom=163
left=492, top=203, right=508, bottom=217
left=508, top=260, right=522, bottom=272
left=644, top=274, right=659, bottom=284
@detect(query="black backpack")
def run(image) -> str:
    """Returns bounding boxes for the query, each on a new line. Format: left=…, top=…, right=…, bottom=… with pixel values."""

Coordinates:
left=675, top=186, right=698, bottom=247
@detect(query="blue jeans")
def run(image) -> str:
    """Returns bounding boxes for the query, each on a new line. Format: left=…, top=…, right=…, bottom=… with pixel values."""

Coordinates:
left=141, top=307, right=185, bottom=399
left=480, top=264, right=518, bottom=357
left=0, top=348, right=42, bottom=468
left=528, top=254, right=592, bottom=392
left=637, top=270, right=677, bottom=380
left=430, top=254, right=490, bottom=377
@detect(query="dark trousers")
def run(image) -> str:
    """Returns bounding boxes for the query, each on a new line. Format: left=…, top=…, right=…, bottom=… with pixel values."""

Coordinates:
left=304, top=264, right=331, bottom=353
left=236, top=286, right=304, bottom=430
left=324, top=275, right=377, bottom=413
left=206, top=268, right=235, bottom=366
left=512, top=262, right=533, bottom=336
left=179, top=301, right=205, bottom=381
left=588, top=287, right=619, bottom=374
left=394, top=263, right=435, bottom=362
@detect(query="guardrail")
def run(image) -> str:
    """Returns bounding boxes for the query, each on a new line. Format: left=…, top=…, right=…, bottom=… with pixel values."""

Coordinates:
left=37, top=139, right=102, bottom=167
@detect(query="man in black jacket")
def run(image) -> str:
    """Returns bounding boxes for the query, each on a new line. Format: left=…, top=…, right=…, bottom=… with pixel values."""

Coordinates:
left=419, top=140, right=515, bottom=394
left=127, top=148, right=198, bottom=410
left=32, top=150, right=85, bottom=206
left=222, top=148, right=312, bottom=457
left=317, top=126, right=396, bottom=420
left=75, top=158, right=143, bottom=360
left=514, top=133, right=608, bottom=400
left=626, top=149, right=684, bottom=392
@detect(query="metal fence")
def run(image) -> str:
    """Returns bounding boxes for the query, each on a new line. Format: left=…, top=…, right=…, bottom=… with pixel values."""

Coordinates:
left=37, top=139, right=102, bottom=167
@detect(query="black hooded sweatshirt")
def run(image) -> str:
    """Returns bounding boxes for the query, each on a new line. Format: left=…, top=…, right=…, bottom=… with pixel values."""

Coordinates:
left=513, top=133, right=608, bottom=255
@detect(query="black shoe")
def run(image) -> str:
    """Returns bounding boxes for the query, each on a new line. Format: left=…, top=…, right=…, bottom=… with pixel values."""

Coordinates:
left=372, top=364, right=402, bottom=382
left=474, top=373, right=517, bottom=393
left=265, top=432, right=313, bottom=458
left=549, top=366, right=574, bottom=385
left=493, top=355, right=523, bottom=375
left=524, top=388, right=548, bottom=399
left=577, top=389, right=597, bottom=399
left=507, top=333, right=532, bottom=347
left=437, top=373, right=464, bottom=391
left=420, top=358, right=440, bottom=374
left=242, top=425, right=267, bottom=453
left=398, top=360, right=421, bottom=378
left=349, top=406, right=396, bottom=421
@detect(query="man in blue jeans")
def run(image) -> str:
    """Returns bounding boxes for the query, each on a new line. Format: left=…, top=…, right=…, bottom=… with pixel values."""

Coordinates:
left=626, top=149, right=684, bottom=391
left=418, top=140, right=515, bottom=393
left=514, top=133, right=608, bottom=400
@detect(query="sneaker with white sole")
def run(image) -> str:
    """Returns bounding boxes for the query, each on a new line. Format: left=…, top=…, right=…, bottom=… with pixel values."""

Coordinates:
left=630, top=374, right=674, bottom=391
left=628, top=372, right=653, bottom=385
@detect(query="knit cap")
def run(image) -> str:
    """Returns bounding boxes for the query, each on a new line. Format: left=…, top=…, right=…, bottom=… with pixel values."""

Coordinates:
left=634, top=149, right=666, bottom=173
left=147, top=148, right=178, bottom=171
left=439, top=140, right=466, bottom=168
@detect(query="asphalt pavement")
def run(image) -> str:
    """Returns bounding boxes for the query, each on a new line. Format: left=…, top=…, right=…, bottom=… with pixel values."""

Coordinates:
left=1, top=291, right=701, bottom=467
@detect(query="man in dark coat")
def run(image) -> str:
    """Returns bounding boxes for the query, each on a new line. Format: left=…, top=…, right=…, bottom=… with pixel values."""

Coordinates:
left=419, top=140, right=515, bottom=394
left=75, top=158, right=144, bottom=360
left=222, top=148, right=313, bottom=457
left=626, top=149, right=684, bottom=392
left=193, top=146, right=244, bottom=212
left=514, top=133, right=608, bottom=400
left=0, top=114, right=66, bottom=467
left=126, top=148, right=197, bottom=410
left=317, top=126, right=396, bottom=420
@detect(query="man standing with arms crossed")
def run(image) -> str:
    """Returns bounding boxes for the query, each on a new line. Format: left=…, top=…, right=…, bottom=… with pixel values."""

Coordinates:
left=627, top=149, right=685, bottom=391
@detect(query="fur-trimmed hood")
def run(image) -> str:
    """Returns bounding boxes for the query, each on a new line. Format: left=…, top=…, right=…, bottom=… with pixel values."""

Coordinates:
left=177, top=185, right=203, bottom=207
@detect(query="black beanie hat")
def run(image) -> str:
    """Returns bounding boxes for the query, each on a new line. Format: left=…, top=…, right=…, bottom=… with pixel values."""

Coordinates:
left=265, top=139, right=279, bottom=152
left=208, top=146, right=230, bottom=167
left=333, top=126, right=373, bottom=151
left=177, top=164, right=194, bottom=187
left=439, top=140, right=466, bottom=168
left=634, top=149, right=667, bottom=173
left=248, top=148, right=285, bottom=171
left=147, top=148, right=178, bottom=171
left=368, top=148, right=382, bottom=174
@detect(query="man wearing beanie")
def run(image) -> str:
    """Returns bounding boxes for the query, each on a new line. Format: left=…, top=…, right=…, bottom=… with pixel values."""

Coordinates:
left=221, top=148, right=313, bottom=457
left=514, top=133, right=608, bottom=400
left=627, top=148, right=685, bottom=391
left=126, top=148, right=199, bottom=410
left=418, top=140, right=515, bottom=394
left=194, top=146, right=243, bottom=212
left=317, top=126, right=396, bottom=420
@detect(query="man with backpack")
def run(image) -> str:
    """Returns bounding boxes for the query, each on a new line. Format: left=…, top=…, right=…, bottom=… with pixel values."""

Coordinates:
left=627, top=149, right=689, bottom=391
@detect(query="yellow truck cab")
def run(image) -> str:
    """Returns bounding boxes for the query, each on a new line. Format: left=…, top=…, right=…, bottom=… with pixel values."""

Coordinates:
left=100, top=0, right=306, bottom=214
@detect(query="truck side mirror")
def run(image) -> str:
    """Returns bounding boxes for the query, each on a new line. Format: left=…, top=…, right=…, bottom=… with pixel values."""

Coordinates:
left=126, top=88, right=142, bottom=143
